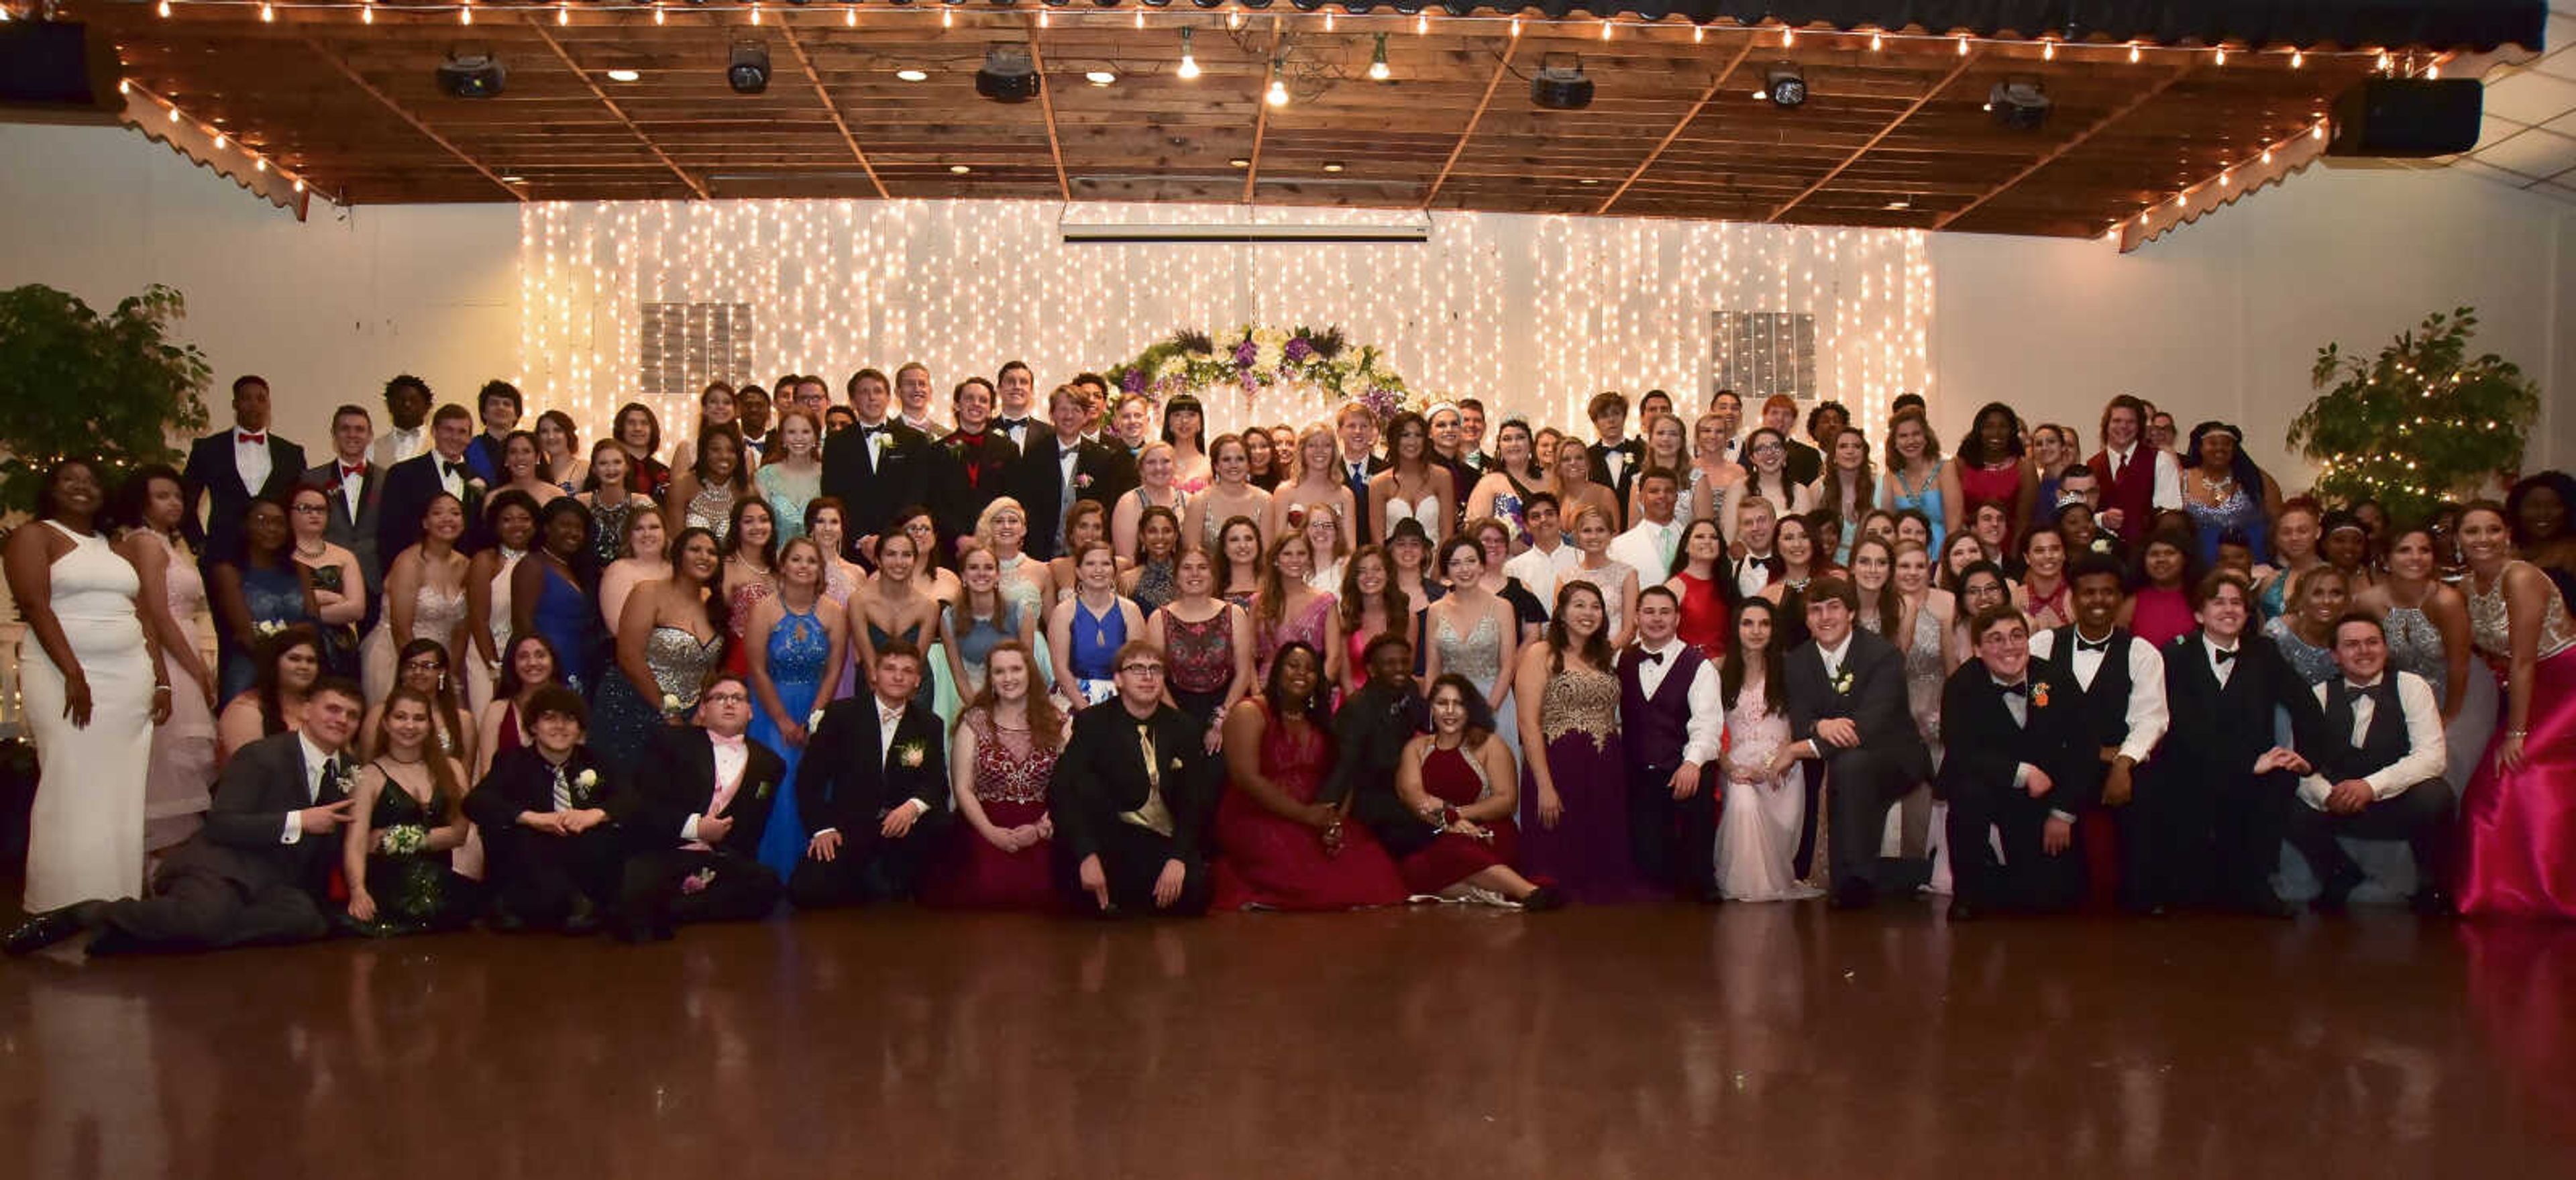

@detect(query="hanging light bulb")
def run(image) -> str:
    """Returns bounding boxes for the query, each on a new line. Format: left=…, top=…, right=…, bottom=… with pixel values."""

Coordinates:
left=847, top=4, right=856, bottom=25
left=156, top=0, right=170, bottom=17
left=941, top=7, right=951, bottom=27
left=1600, top=18, right=1613, bottom=40
left=1324, top=12, right=1333, bottom=32
left=254, top=157, right=266, bottom=172
left=212, top=132, right=227, bottom=149
left=2129, top=42, right=2141, bottom=63
left=1509, top=17, right=1520, bottom=37
left=2290, top=49, right=2304, bottom=68
left=1266, top=58, right=1287, bottom=107
left=1693, top=25, right=1703, bottom=44
left=293, top=178, right=305, bottom=193
left=1782, top=28, right=1794, bottom=46
left=1956, top=35, right=1969, bottom=55
left=1177, top=27, right=1199, bottom=79
left=461, top=1, right=473, bottom=27
left=1415, top=13, right=1426, bottom=34
left=2214, top=46, right=2226, bottom=65
left=1036, top=9, right=1046, bottom=27
left=1367, top=32, right=1388, bottom=81
left=362, top=1, right=374, bottom=23
left=2043, top=38, right=2055, bottom=60
left=750, top=3, right=761, bottom=25
left=556, top=2, right=568, bottom=25
left=653, top=1, right=665, bottom=25
left=259, top=1, right=272, bottom=22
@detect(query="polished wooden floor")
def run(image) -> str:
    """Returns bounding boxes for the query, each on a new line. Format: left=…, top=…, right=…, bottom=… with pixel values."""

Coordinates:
left=5, top=903, right=2574, bottom=1179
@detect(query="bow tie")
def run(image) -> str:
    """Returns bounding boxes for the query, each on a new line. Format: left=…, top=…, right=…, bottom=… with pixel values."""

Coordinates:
left=1997, top=680, right=2030, bottom=698
left=709, top=733, right=747, bottom=752
left=2212, top=647, right=2239, bottom=664
left=238, top=431, right=266, bottom=445
left=1638, top=649, right=1666, bottom=666
left=340, top=463, right=365, bottom=479
left=2076, top=636, right=2112, bottom=653
left=441, top=460, right=467, bottom=477
left=2345, top=680, right=2382, bottom=693
left=859, top=423, right=888, bottom=437
left=996, top=417, right=1028, bottom=431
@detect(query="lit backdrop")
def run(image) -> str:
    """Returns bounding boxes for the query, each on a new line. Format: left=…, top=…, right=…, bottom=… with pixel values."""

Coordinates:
left=517, top=199, right=1934, bottom=444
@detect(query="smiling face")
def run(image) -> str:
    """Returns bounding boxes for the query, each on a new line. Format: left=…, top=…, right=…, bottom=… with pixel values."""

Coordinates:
left=400, top=647, right=447, bottom=694
left=2298, top=569, right=2350, bottom=626
left=677, top=532, right=721, bottom=582
left=1276, top=645, right=1320, bottom=702
left=627, top=512, right=666, bottom=561
left=2386, top=530, right=2435, bottom=582
left=1893, top=546, right=1931, bottom=594
left=1735, top=602, right=1772, bottom=653
left=2333, top=618, right=2388, bottom=682
left=1114, top=398, right=1151, bottom=445
left=955, top=382, right=994, bottom=432
left=987, top=646, right=1031, bottom=701
left=2276, top=509, right=2320, bottom=562
left=780, top=539, right=822, bottom=592
left=1275, top=535, right=1312, bottom=580
left=1962, top=570, right=2008, bottom=613
left=379, top=695, right=431, bottom=755
left=2519, top=484, right=2567, bottom=541
left=1974, top=614, right=2033, bottom=682
left=1223, top=522, right=1262, bottom=568
left=276, top=641, right=322, bottom=693
left=1428, top=681, right=1470, bottom=735
left=2023, top=531, right=2065, bottom=580
left=1805, top=594, right=1852, bottom=648
left=2143, top=539, right=2184, bottom=586
left=896, top=367, right=932, bottom=417
left=1775, top=518, right=1813, bottom=566
left=1850, top=542, right=1891, bottom=590
left=245, top=500, right=290, bottom=556
left=1558, top=584, right=1605, bottom=640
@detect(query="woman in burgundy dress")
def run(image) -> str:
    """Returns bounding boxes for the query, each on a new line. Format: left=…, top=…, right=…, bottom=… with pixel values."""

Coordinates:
left=1393, top=674, right=1564, bottom=908
left=921, top=641, right=1065, bottom=911
left=1667, top=518, right=1733, bottom=662
left=1210, top=642, right=1407, bottom=910
left=1955, top=401, right=2039, bottom=551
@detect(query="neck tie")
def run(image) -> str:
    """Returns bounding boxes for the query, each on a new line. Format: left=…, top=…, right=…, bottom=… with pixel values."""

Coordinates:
left=1121, top=722, right=1175, bottom=838
left=239, top=431, right=266, bottom=445
left=316, top=755, right=339, bottom=800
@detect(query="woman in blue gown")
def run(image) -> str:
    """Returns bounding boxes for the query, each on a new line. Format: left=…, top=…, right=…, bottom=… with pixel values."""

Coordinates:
left=210, top=496, right=317, bottom=700
left=515, top=498, right=602, bottom=694
left=747, top=537, right=847, bottom=878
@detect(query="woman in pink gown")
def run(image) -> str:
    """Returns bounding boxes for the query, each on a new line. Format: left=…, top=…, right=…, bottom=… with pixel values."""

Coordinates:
left=1210, top=642, right=1407, bottom=911
left=2454, top=502, right=2576, bottom=918
left=115, top=468, right=217, bottom=853
left=2125, top=528, right=2200, bottom=647
left=922, top=643, right=1063, bottom=911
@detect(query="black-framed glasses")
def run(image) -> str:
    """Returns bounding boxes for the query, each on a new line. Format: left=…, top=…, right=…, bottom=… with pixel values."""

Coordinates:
left=1119, top=663, right=1165, bottom=676
left=701, top=691, right=750, bottom=704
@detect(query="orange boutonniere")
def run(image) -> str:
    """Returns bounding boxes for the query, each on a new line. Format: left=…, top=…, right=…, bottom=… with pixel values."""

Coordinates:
left=2031, top=681, right=2052, bottom=710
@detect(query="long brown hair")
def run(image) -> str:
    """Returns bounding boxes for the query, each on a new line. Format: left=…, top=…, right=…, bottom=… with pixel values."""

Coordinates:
left=1256, top=530, right=1313, bottom=632
left=1545, top=580, right=1615, bottom=675
left=959, top=640, right=1065, bottom=755
left=1338, top=543, right=1409, bottom=633
left=372, top=686, right=466, bottom=821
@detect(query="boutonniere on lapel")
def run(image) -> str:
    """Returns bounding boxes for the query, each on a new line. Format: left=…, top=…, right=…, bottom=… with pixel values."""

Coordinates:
left=895, top=739, right=928, bottom=769
left=1074, top=472, right=1095, bottom=491
left=661, top=693, right=687, bottom=720
left=1169, top=756, right=1185, bottom=772
left=2030, top=682, right=2053, bottom=710
left=330, top=759, right=358, bottom=796
left=466, top=477, right=487, bottom=496
left=572, top=767, right=599, bottom=806
left=1831, top=667, right=1855, bottom=696
left=751, top=777, right=772, bottom=800
left=680, top=867, right=717, bottom=896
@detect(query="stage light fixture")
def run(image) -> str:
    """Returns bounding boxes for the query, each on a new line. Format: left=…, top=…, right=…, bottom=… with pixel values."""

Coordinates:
left=436, top=52, right=508, bottom=99
left=975, top=44, right=1040, bottom=103
left=1986, top=76, right=2050, bottom=130
left=729, top=40, right=771, bottom=94
left=1367, top=32, right=1389, bottom=81
left=1531, top=54, right=1592, bottom=110
left=1764, top=63, right=1806, bottom=108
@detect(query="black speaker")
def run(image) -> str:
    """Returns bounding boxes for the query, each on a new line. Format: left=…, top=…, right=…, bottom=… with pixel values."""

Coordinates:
left=2326, top=78, right=2483, bottom=158
left=0, top=21, right=121, bottom=123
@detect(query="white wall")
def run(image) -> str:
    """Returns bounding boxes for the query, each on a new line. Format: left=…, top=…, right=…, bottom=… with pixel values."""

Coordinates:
left=4, top=121, right=2569, bottom=488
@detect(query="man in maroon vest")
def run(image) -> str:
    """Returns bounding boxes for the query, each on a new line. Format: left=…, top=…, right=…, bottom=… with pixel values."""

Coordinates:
left=2086, top=394, right=2180, bottom=544
left=1620, top=586, right=1727, bottom=902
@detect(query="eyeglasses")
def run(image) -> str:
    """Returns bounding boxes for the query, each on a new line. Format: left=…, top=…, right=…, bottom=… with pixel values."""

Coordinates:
left=1750, top=442, right=1785, bottom=455
left=701, top=691, right=749, bottom=704
left=291, top=503, right=329, bottom=514
left=1119, top=663, right=1165, bottom=676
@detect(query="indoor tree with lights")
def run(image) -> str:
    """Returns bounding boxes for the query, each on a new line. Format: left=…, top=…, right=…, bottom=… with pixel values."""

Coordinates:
left=2288, top=307, right=2540, bottom=524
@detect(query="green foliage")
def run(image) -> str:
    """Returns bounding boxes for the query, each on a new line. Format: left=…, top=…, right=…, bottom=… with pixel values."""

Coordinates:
left=0, top=283, right=212, bottom=515
left=2288, top=307, right=2539, bottom=524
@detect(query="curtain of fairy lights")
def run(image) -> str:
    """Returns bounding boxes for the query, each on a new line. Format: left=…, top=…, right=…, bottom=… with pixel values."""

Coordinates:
left=519, top=199, right=1932, bottom=444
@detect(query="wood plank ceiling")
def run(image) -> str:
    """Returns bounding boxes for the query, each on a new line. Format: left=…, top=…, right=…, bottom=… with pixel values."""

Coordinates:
left=74, top=1, right=2411, bottom=237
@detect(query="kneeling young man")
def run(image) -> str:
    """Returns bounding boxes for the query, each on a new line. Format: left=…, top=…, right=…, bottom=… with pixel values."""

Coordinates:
left=616, top=674, right=788, bottom=941
left=2288, top=612, right=2455, bottom=915
left=1937, top=606, right=2096, bottom=919
left=792, top=639, right=949, bottom=908
left=1049, top=640, right=1218, bottom=916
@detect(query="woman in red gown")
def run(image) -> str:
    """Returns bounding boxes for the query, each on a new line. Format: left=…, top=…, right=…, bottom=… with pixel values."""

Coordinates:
left=1954, top=402, right=2038, bottom=550
left=920, top=641, right=1064, bottom=910
left=1211, top=641, right=1408, bottom=910
left=1392, top=674, right=1564, bottom=908
left=1666, top=518, right=1733, bottom=662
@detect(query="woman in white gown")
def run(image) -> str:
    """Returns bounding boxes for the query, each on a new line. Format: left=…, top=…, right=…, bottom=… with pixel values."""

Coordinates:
left=1713, top=597, right=1822, bottom=901
left=7, top=460, right=164, bottom=911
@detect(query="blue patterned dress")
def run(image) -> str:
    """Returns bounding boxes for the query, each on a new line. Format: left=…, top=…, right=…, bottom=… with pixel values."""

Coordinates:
left=751, top=604, right=833, bottom=878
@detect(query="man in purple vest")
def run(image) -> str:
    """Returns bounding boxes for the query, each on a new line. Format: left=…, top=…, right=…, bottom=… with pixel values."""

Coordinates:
left=1620, top=586, right=1727, bottom=902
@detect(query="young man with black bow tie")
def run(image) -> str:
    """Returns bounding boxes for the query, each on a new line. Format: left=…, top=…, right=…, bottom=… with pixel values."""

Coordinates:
left=820, top=367, right=932, bottom=560
left=2027, top=553, right=2168, bottom=911
left=2148, top=571, right=2322, bottom=916
left=182, top=374, right=307, bottom=566
left=7, top=679, right=366, bottom=957
left=2286, top=613, right=2456, bottom=916
left=614, top=674, right=788, bottom=941
left=1939, top=606, right=2096, bottom=919
left=790, top=641, right=949, bottom=908
left=993, top=360, right=1039, bottom=449
left=469, top=686, right=625, bottom=933
left=1621, top=587, right=1727, bottom=902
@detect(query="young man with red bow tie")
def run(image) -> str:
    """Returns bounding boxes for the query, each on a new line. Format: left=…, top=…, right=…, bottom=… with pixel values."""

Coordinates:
left=302, top=404, right=387, bottom=617
left=182, top=374, right=307, bottom=568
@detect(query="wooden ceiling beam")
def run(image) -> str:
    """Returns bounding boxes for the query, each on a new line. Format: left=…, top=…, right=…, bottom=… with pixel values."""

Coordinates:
left=1420, top=36, right=1519, bottom=209
left=1595, top=32, right=1758, bottom=216
left=527, top=18, right=711, bottom=199
left=1024, top=17, right=1075, bottom=201
left=1240, top=17, right=1288, bottom=203
left=301, top=38, right=525, bottom=201
left=1767, top=47, right=1983, bottom=222
left=777, top=21, right=890, bottom=199
left=1933, top=64, right=2196, bottom=229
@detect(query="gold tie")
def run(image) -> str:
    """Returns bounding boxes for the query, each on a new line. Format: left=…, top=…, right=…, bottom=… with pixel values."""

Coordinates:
left=1120, top=722, right=1175, bottom=838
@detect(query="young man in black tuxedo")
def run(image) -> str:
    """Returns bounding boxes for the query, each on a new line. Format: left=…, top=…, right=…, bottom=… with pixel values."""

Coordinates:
left=303, top=403, right=387, bottom=613
left=468, top=686, right=625, bottom=933
left=182, top=374, right=308, bottom=566
left=7, top=678, right=365, bottom=957
left=1773, top=576, right=1932, bottom=907
left=378, top=403, right=486, bottom=562
left=2027, top=553, right=2169, bottom=912
left=1334, top=400, right=1389, bottom=510
left=932, top=375, right=1021, bottom=548
left=820, top=367, right=933, bottom=560
left=1050, top=640, right=1217, bottom=917
left=615, top=674, right=788, bottom=941
left=2286, top=613, right=2457, bottom=916
left=1324, top=634, right=1431, bottom=856
left=1939, top=606, right=2098, bottom=919
left=1621, top=586, right=1726, bottom=902
left=790, top=640, right=949, bottom=908
left=992, top=360, right=1039, bottom=449
left=2149, top=571, right=2322, bottom=916
left=1584, top=390, right=1644, bottom=517
left=1010, top=382, right=1138, bottom=561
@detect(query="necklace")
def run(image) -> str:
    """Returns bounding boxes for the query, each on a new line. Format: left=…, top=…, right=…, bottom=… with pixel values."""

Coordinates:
left=294, top=540, right=329, bottom=559
left=2195, top=469, right=2237, bottom=500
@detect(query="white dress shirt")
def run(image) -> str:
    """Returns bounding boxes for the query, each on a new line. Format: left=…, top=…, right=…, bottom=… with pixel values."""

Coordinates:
left=279, top=733, right=341, bottom=843
left=1733, top=551, right=1776, bottom=600
left=681, top=735, right=751, bottom=844
left=811, top=696, right=924, bottom=840
left=2202, top=635, right=2241, bottom=688
left=2101, top=441, right=2184, bottom=511
left=2296, top=672, right=2447, bottom=810
left=371, top=425, right=427, bottom=470
left=2028, top=627, right=2169, bottom=765
left=1608, top=517, right=1684, bottom=584
left=1633, top=638, right=1725, bottom=766
left=432, top=450, right=469, bottom=498
left=1504, top=541, right=1582, bottom=613
left=234, top=428, right=274, bottom=493
left=1815, top=633, right=1854, bottom=680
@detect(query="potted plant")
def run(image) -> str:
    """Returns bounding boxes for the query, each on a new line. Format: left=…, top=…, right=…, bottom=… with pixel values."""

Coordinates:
left=2288, top=307, right=2541, bottom=523
left=0, top=282, right=212, bottom=515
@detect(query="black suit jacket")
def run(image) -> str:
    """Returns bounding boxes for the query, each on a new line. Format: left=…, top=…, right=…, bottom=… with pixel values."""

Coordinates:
left=930, top=428, right=1022, bottom=546
left=182, top=429, right=307, bottom=561
left=467, top=745, right=619, bottom=833
left=2157, top=631, right=2325, bottom=782
left=1783, top=438, right=1824, bottom=489
left=377, top=451, right=486, bottom=564
left=1935, top=660, right=2097, bottom=810
left=1339, top=452, right=1390, bottom=514
left=1587, top=438, right=1646, bottom=513
left=1783, top=629, right=1931, bottom=782
left=1049, top=700, right=1218, bottom=863
left=160, top=731, right=346, bottom=898
left=303, top=460, right=386, bottom=594
left=820, top=421, right=934, bottom=553
left=1010, top=433, right=1139, bottom=561
left=621, top=727, right=786, bottom=857
left=796, top=695, right=947, bottom=840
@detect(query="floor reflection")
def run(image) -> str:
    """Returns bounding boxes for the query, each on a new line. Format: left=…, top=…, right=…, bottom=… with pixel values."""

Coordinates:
left=3, top=907, right=2573, bottom=1178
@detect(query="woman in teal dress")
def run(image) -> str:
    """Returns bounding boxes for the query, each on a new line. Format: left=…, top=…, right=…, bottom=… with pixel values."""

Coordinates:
left=747, top=537, right=846, bottom=879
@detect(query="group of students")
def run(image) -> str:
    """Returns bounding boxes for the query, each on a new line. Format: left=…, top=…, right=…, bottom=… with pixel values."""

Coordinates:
left=7, top=367, right=2575, bottom=957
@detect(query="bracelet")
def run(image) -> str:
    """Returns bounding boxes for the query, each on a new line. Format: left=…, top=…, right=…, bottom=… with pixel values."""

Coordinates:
left=2508, top=729, right=2529, bottom=738
left=152, top=684, right=172, bottom=696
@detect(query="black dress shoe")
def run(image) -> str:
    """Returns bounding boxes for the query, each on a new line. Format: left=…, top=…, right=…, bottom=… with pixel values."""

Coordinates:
left=5, top=902, right=103, bottom=956
left=1945, top=901, right=1980, bottom=922
left=561, top=898, right=602, bottom=936
left=1520, top=885, right=1566, bottom=912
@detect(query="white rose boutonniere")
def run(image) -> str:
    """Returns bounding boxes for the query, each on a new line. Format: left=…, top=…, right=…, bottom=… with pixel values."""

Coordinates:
left=808, top=708, right=827, bottom=731
left=576, top=768, right=598, bottom=790
left=1831, top=668, right=1856, bottom=696
left=466, top=477, right=488, bottom=494
left=254, top=619, right=288, bottom=638
left=661, top=692, right=685, bottom=718
left=896, top=740, right=927, bottom=769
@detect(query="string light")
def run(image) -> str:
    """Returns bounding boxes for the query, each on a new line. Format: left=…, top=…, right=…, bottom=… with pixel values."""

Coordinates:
left=1265, top=59, right=1288, bottom=107
left=1228, top=9, right=1239, bottom=30
left=847, top=4, right=855, bottom=25
left=1782, top=28, right=1794, bottom=46
left=1600, top=18, right=1613, bottom=40
left=1178, top=28, right=1199, bottom=79
left=1324, top=12, right=1333, bottom=32
left=1415, top=13, right=1426, bottom=34
left=1036, top=9, right=1046, bottom=27
left=362, top=0, right=372, bottom=23
left=2214, top=46, right=2226, bottom=65
left=212, top=132, right=226, bottom=149
left=1366, top=33, right=1388, bottom=81
left=2043, top=38, right=2055, bottom=60
left=1693, top=25, right=1703, bottom=44
left=1509, top=17, right=1519, bottom=37
left=460, top=1, right=472, bottom=26
left=157, top=0, right=169, bottom=16
left=654, top=1, right=664, bottom=24
left=1134, top=8, right=1144, bottom=28
left=750, top=3, right=760, bottom=24
left=941, top=8, right=951, bottom=27
left=2129, top=42, right=2141, bottom=63
left=1869, top=31, right=1882, bottom=51
left=557, top=2, right=569, bottom=25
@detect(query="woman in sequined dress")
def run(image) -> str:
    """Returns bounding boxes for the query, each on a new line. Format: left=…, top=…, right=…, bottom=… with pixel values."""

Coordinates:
left=1515, top=580, right=1655, bottom=904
